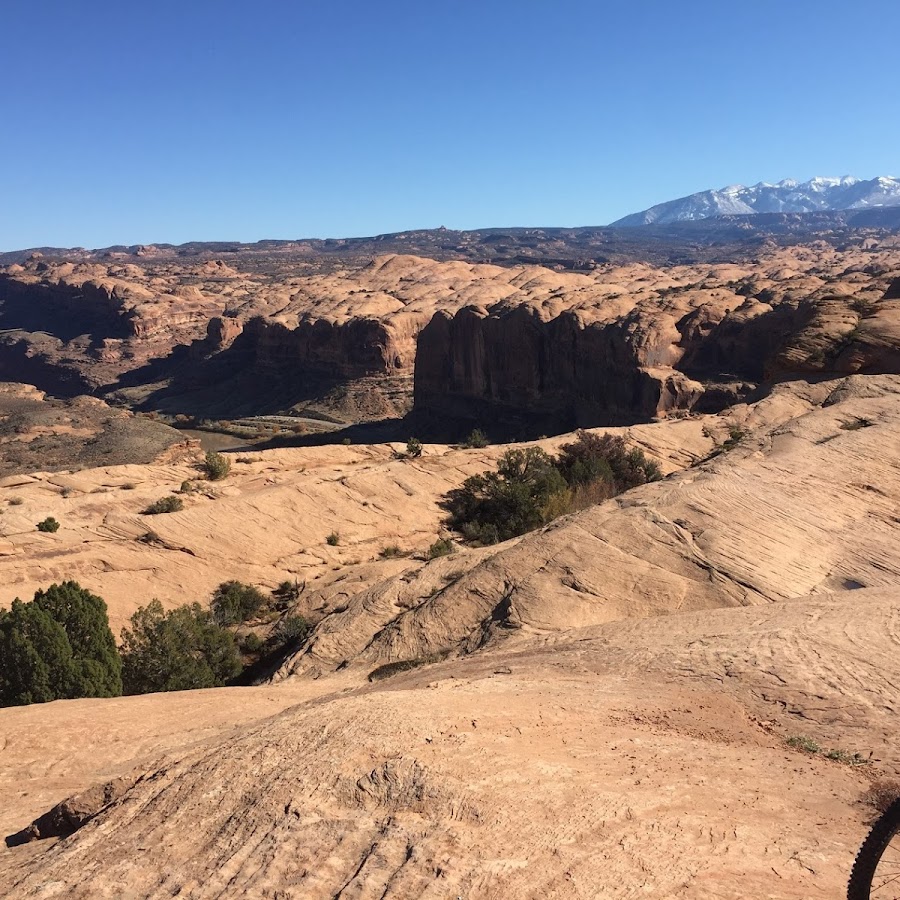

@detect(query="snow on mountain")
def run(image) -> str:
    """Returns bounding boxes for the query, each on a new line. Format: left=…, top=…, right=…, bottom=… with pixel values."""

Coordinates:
left=611, top=176, right=900, bottom=226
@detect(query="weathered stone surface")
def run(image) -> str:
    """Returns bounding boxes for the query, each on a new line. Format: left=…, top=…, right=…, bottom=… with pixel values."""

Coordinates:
left=414, top=250, right=900, bottom=434
left=2, top=247, right=899, bottom=428
left=1, top=376, right=900, bottom=897
left=5, top=775, right=136, bottom=846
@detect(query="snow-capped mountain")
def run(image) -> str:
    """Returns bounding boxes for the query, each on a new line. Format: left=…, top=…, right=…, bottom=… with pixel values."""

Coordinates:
left=611, top=176, right=900, bottom=226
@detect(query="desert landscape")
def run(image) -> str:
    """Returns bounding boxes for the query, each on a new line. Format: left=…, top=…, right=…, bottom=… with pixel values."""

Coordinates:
left=4, top=6, right=900, bottom=894
left=1, top=217, right=900, bottom=896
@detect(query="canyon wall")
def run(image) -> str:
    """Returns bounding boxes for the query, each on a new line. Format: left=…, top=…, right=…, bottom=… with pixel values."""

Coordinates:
left=1, top=250, right=900, bottom=430
left=414, top=280, right=900, bottom=436
left=414, top=305, right=703, bottom=434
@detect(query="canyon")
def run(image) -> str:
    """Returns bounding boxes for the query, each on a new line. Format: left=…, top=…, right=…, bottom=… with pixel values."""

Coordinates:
left=3, top=217, right=900, bottom=897
left=1, top=231, right=900, bottom=442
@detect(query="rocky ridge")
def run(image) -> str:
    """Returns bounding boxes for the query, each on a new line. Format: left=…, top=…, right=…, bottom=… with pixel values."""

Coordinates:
left=2, top=374, right=900, bottom=896
left=612, top=175, right=900, bottom=226
left=2, top=247, right=899, bottom=435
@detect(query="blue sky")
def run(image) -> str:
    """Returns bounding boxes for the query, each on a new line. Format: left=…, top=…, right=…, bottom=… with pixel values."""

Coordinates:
left=3, top=0, right=899, bottom=249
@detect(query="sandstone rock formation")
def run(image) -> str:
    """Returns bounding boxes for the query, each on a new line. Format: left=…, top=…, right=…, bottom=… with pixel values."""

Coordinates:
left=277, top=374, right=900, bottom=681
left=0, top=415, right=711, bottom=634
left=1, top=375, right=900, bottom=896
left=2, top=590, right=896, bottom=898
left=414, top=251, right=900, bottom=435
left=2, top=245, right=899, bottom=431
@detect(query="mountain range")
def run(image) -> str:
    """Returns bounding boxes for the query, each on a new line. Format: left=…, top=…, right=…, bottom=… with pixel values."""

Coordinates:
left=612, top=175, right=900, bottom=226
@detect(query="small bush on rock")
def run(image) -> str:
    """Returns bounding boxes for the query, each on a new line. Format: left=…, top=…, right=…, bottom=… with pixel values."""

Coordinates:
left=239, top=631, right=263, bottom=654
left=463, top=428, right=489, bottom=449
left=426, top=537, right=454, bottom=559
left=142, top=496, right=183, bottom=515
left=864, top=779, right=900, bottom=812
left=273, top=615, right=311, bottom=648
left=210, top=580, right=268, bottom=627
left=36, top=517, right=60, bottom=533
left=203, top=451, right=231, bottom=481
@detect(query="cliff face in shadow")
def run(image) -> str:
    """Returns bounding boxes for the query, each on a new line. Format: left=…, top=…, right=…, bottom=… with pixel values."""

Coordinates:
left=413, top=306, right=703, bottom=435
left=414, top=279, right=900, bottom=438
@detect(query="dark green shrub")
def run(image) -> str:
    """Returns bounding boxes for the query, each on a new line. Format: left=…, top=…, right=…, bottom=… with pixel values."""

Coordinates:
left=179, top=480, right=195, bottom=494
left=272, top=579, right=305, bottom=604
left=142, top=496, right=183, bottom=515
left=443, top=447, right=568, bottom=545
left=379, top=545, right=405, bottom=558
left=0, top=601, right=75, bottom=706
left=210, top=580, right=268, bottom=626
left=463, top=428, right=489, bottom=449
left=405, top=437, right=423, bottom=458
left=426, top=537, right=454, bottom=559
left=202, top=451, right=231, bottom=481
left=239, top=631, right=263, bottom=654
left=326, top=531, right=340, bottom=546
left=0, top=581, right=122, bottom=707
left=36, top=517, right=60, bottom=533
left=120, top=600, right=241, bottom=694
left=273, top=614, right=311, bottom=648
left=556, top=431, right=661, bottom=492
left=445, top=434, right=662, bottom=545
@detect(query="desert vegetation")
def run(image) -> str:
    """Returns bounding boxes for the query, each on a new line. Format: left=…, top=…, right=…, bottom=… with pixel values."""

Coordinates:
left=120, top=600, right=242, bottom=694
left=0, top=582, right=121, bottom=706
left=443, top=431, right=661, bottom=545
left=202, top=450, right=232, bottom=481
left=210, top=580, right=268, bottom=627
left=463, top=428, right=489, bottom=449
left=142, top=495, right=184, bottom=515
left=426, top=537, right=455, bottom=559
left=0, top=577, right=312, bottom=707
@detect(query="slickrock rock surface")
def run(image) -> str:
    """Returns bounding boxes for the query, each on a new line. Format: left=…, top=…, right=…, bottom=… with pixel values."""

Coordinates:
left=275, top=375, right=900, bottom=681
left=1, top=591, right=896, bottom=898
left=0, top=416, right=712, bottom=634
left=2, top=246, right=899, bottom=427
left=1, top=375, right=899, bottom=898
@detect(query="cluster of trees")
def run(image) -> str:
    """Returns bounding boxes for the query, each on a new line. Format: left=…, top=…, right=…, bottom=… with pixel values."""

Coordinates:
left=0, top=582, right=121, bottom=706
left=0, top=579, right=310, bottom=708
left=443, top=431, right=661, bottom=545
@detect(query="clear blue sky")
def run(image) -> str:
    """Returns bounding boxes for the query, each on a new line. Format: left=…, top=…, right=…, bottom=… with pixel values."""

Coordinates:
left=3, top=0, right=899, bottom=250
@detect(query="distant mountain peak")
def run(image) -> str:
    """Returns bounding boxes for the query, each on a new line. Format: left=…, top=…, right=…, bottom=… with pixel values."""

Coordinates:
left=611, top=175, right=900, bottom=226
